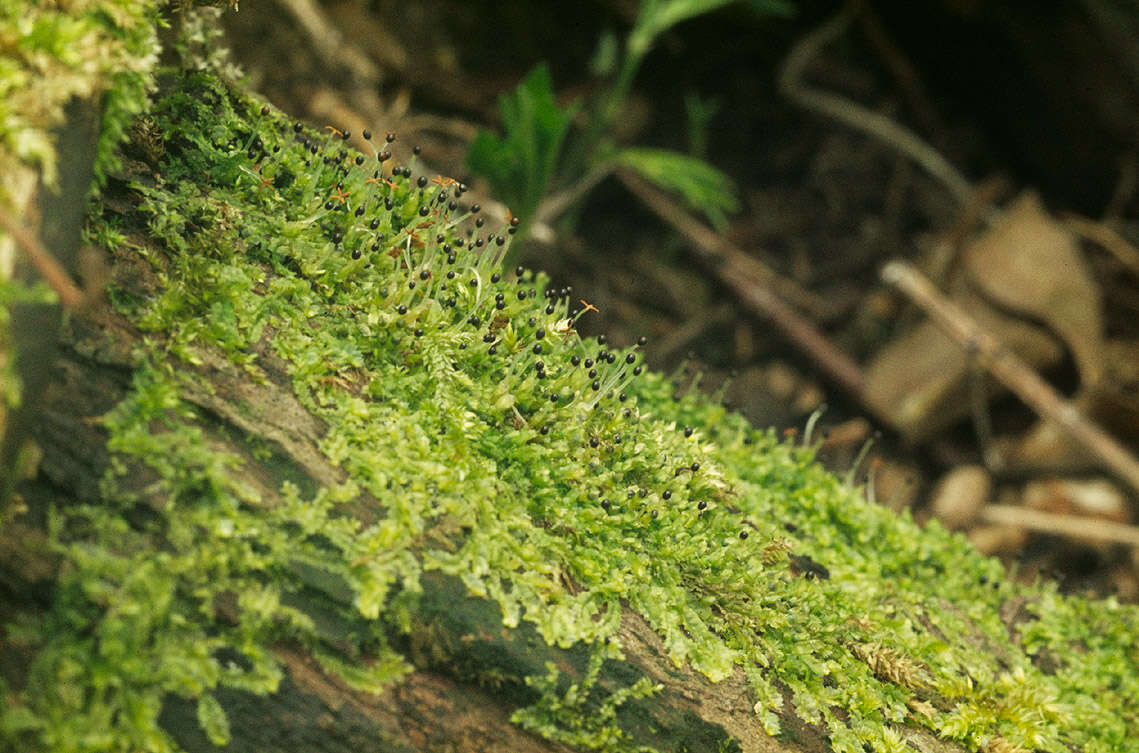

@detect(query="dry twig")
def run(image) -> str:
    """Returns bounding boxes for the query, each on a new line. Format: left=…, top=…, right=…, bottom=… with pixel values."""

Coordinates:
left=981, top=504, right=1139, bottom=549
left=652, top=303, right=736, bottom=363
left=778, top=5, right=974, bottom=205
left=0, top=205, right=83, bottom=308
left=273, top=0, right=380, bottom=92
left=620, top=170, right=865, bottom=398
left=882, top=259, right=1139, bottom=496
left=1063, top=213, right=1139, bottom=281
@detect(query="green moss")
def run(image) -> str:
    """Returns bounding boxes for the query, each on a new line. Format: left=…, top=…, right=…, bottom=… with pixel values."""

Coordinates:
left=0, top=0, right=166, bottom=195
left=511, top=646, right=662, bottom=753
left=3, top=67, right=1138, bottom=753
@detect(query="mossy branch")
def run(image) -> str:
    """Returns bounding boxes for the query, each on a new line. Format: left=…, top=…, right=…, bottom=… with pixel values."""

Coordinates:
left=1, top=15, right=1138, bottom=753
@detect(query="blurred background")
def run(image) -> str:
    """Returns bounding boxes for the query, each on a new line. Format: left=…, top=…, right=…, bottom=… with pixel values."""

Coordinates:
left=217, top=0, right=1139, bottom=600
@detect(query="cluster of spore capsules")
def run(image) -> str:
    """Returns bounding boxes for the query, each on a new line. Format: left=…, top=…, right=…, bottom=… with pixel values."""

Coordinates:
left=229, top=99, right=762, bottom=543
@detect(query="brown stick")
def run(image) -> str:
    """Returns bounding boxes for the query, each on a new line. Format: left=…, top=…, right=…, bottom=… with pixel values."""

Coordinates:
left=981, top=504, right=1139, bottom=549
left=882, top=259, right=1139, bottom=496
left=0, top=205, right=84, bottom=308
left=619, top=170, right=866, bottom=398
left=1063, top=213, right=1139, bottom=281
left=616, top=173, right=827, bottom=316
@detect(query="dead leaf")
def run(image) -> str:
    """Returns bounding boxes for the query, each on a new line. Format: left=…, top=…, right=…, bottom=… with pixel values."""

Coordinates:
left=963, top=192, right=1103, bottom=386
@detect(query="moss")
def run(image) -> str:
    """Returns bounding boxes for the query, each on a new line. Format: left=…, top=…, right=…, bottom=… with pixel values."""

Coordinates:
left=2, top=66, right=1138, bottom=753
left=0, top=0, right=166, bottom=198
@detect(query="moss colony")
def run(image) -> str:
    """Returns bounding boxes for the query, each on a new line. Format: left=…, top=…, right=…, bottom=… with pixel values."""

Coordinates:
left=4, top=70, right=1139, bottom=753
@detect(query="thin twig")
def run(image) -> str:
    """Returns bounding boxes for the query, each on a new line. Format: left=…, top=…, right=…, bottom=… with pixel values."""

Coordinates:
left=849, top=0, right=938, bottom=134
left=0, top=205, right=84, bottom=308
left=620, top=170, right=866, bottom=398
left=273, top=0, right=380, bottom=91
left=778, top=5, right=974, bottom=205
left=981, top=504, right=1139, bottom=549
left=535, top=165, right=614, bottom=229
left=1063, top=213, right=1139, bottom=281
left=882, top=259, right=1139, bottom=496
left=652, top=303, right=735, bottom=363
left=966, top=360, right=998, bottom=467
left=616, top=171, right=827, bottom=316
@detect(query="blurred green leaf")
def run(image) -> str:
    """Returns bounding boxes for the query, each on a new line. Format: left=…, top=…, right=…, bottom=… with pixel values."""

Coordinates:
left=683, top=90, right=721, bottom=158
left=630, top=0, right=793, bottom=57
left=614, top=147, right=739, bottom=229
left=466, top=63, right=578, bottom=230
left=589, top=28, right=620, bottom=77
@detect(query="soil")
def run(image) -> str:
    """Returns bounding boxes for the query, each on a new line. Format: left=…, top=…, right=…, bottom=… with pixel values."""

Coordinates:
left=219, top=0, right=1139, bottom=600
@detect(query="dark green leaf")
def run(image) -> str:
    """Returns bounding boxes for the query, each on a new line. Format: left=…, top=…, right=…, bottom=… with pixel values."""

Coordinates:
left=466, top=64, right=578, bottom=230
left=630, top=0, right=793, bottom=57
